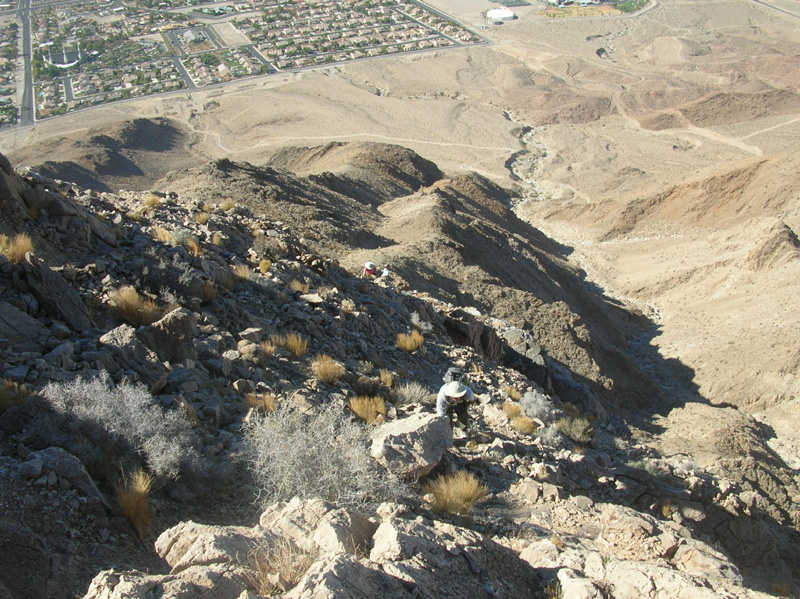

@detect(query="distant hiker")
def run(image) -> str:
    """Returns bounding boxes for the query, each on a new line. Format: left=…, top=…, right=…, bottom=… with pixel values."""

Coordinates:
left=361, top=261, right=377, bottom=278
left=380, top=264, right=390, bottom=278
left=436, top=380, right=475, bottom=431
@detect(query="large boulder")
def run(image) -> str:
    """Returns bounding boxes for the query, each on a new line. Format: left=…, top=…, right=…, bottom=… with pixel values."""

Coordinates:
left=23, top=254, right=93, bottom=332
left=82, top=565, right=249, bottom=599
left=285, top=553, right=411, bottom=599
left=442, top=308, right=504, bottom=362
left=370, top=414, right=452, bottom=479
left=0, top=301, right=50, bottom=353
left=139, top=307, right=197, bottom=364
left=99, top=324, right=169, bottom=393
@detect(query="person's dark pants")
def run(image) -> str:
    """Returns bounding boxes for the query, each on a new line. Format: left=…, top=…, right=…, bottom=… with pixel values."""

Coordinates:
left=446, top=401, right=469, bottom=430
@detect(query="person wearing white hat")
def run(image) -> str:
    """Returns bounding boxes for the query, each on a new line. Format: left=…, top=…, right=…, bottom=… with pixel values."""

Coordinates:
left=436, top=380, right=475, bottom=431
left=360, top=261, right=377, bottom=279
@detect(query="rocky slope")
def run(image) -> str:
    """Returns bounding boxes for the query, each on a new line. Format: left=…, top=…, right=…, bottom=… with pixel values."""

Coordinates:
left=0, top=148, right=797, bottom=598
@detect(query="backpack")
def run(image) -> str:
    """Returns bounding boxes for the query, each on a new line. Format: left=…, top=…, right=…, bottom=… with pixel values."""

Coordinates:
left=443, top=367, right=464, bottom=384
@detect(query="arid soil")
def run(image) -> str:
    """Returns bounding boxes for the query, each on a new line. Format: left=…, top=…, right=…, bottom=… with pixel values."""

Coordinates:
left=1, top=0, right=799, bottom=513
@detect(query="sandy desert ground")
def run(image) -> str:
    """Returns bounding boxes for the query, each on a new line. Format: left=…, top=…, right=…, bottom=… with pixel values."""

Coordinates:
left=2, top=0, right=799, bottom=461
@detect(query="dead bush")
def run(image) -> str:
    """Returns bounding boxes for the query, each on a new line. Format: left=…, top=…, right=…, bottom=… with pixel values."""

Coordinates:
left=556, top=415, right=595, bottom=446
left=282, top=332, right=308, bottom=358
left=108, top=286, right=161, bottom=326
left=502, top=401, right=522, bottom=419
left=393, top=381, right=431, bottom=407
left=349, top=396, right=386, bottom=424
left=511, top=415, right=536, bottom=434
left=0, top=379, right=31, bottom=414
left=246, top=392, right=277, bottom=414
left=1, top=233, right=33, bottom=263
left=115, top=468, right=153, bottom=538
left=245, top=539, right=316, bottom=596
left=232, top=264, right=252, bottom=281
left=423, top=470, right=488, bottom=515
left=311, top=355, right=346, bottom=384
left=289, top=279, right=309, bottom=294
left=396, top=330, right=424, bottom=352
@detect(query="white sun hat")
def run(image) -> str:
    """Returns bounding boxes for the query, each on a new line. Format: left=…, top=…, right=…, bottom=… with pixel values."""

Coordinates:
left=444, top=381, right=468, bottom=397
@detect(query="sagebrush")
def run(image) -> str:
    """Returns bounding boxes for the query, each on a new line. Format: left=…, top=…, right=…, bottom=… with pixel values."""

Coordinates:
left=243, top=402, right=402, bottom=507
left=40, top=377, right=201, bottom=479
left=393, top=381, right=432, bottom=407
left=520, top=390, right=558, bottom=423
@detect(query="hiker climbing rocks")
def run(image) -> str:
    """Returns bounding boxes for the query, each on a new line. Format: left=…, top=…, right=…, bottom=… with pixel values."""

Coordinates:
left=436, top=380, right=475, bottom=431
left=361, top=261, right=377, bottom=278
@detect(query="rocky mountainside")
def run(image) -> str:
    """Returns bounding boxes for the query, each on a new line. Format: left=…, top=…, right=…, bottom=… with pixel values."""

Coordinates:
left=0, top=147, right=798, bottom=599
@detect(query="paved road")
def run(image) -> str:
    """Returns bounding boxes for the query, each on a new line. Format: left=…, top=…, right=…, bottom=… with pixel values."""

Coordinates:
left=18, top=0, right=34, bottom=126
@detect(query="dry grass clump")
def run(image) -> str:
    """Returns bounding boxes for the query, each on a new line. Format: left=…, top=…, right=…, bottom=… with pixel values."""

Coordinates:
left=151, top=226, right=172, bottom=244
left=423, top=470, right=488, bottom=515
left=232, top=264, right=252, bottom=281
left=201, top=202, right=214, bottom=213
left=199, top=280, right=217, bottom=304
left=349, top=395, right=386, bottom=424
left=282, top=332, right=308, bottom=358
left=556, top=415, right=595, bottom=446
left=379, top=369, right=394, bottom=388
left=502, top=401, right=522, bottom=419
left=393, top=381, right=431, bottom=406
left=511, top=415, right=536, bottom=434
left=194, top=212, right=210, bottom=225
left=246, top=392, right=277, bottom=414
left=1, top=233, right=34, bottom=263
left=211, top=232, right=224, bottom=246
left=259, top=259, right=272, bottom=274
left=115, top=468, right=153, bottom=538
left=219, top=198, right=236, bottom=211
left=259, top=339, right=276, bottom=362
left=311, top=355, right=346, bottom=384
left=289, top=279, right=309, bottom=294
left=0, top=379, right=31, bottom=414
left=396, top=330, right=424, bottom=352
left=501, top=384, right=522, bottom=401
left=143, top=193, right=162, bottom=208
left=108, top=286, right=161, bottom=326
left=184, top=238, right=203, bottom=257
left=246, top=539, right=316, bottom=596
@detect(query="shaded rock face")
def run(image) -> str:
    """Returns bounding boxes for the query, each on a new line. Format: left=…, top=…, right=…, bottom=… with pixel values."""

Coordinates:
left=0, top=521, right=49, bottom=599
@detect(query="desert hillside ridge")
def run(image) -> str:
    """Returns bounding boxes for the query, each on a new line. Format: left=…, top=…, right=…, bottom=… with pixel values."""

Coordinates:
left=0, top=148, right=798, bottom=598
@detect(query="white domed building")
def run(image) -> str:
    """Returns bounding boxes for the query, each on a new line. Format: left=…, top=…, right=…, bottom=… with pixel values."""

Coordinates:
left=486, top=7, right=516, bottom=21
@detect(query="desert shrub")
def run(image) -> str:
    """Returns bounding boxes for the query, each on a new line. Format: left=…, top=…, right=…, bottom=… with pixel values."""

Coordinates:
left=194, top=212, right=210, bottom=225
left=139, top=251, right=204, bottom=306
left=556, top=415, right=595, bottom=446
left=143, top=193, right=162, bottom=208
left=289, top=279, right=309, bottom=294
left=520, top=390, right=558, bottom=423
left=243, top=401, right=402, bottom=507
left=379, top=369, right=394, bottom=388
left=259, top=259, right=272, bottom=274
left=502, top=401, right=522, bottom=419
left=40, top=377, right=201, bottom=479
left=151, top=226, right=172, bottom=244
left=349, top=396, right=386, bottom=424
left=340, top=298, right=356, bottom=314
left=184, top=238, right=203, bottom=257
left=1, top=233, right=33, bottom=263
left=246, top=539, right=316, bottom=596
left=220, top=198, right=236, bottom=211
left=511, top=415, right=536, bottom=434
left=396, top=330, right=424, bottom=352
left=393, top=381, right=432, bottom=407
left=0, top=379, right=30, bottom=414
left=501, top=384, right=522, bottom=401
left=282, top=332, right=308, bottom=358
left=201, top=202, right=214, bottom=213
left=311, top=355, right=346, bottom=384
left=108, top=286, right=161, bottom=326
left=423, top=470, right=488, bottom=515
left=232, top=264, right=252, bottom=281
left=115, top=468, right=153, bottom=538
left=246, top=392, right=277, bottom=414
left=211, top=232, right=224, bottom=246
left=537, top=425, right=565, bottom=447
